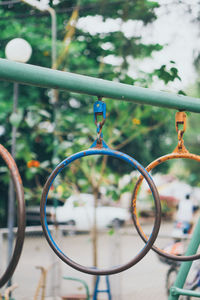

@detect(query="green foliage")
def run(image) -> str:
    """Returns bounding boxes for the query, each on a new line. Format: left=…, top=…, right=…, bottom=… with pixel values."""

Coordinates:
left=154, top=64, right=181, bottom=84
left=0, top=0, right=182, bottom=217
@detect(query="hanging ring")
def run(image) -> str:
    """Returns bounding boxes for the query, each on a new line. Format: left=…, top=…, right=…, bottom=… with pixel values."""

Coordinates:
left=40, top=145, right=161, bottom=275
left=0, top=145, right=25, bottom=287
left=131, top=149, right=200, bottom=262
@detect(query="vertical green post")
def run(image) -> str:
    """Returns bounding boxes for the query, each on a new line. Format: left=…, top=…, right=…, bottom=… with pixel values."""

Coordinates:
left=169, top=217, right=200, bottom=300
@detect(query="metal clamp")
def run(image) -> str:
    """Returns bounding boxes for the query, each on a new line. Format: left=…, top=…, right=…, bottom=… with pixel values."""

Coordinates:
left=93, top=98, right=106, bottom=145
left=175, top=111, right=187, bottom=133
left=93, top=98, right=106, bottom=123
left=174, top=112, right=188, bottom=154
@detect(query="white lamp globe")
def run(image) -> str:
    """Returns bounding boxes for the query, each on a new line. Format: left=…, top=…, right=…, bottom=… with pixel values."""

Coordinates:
left=5, top=38, right=32, bottom=63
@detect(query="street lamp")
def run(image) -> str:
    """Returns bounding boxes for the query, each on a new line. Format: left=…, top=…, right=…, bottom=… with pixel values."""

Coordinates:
left=5, top=38, right=32, bottom=287
left=19, top=4, right=58, bottom=297
left=5, top=38, right=32, bottom=63
left=21, top=0, right=56, bottom=69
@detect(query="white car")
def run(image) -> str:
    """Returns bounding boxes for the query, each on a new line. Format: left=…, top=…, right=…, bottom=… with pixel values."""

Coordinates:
left=51, top=193, right=130, bottom=231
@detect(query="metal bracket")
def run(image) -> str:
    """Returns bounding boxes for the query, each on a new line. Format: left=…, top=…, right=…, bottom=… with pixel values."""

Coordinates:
left=93, top=100, right=106, bottom=122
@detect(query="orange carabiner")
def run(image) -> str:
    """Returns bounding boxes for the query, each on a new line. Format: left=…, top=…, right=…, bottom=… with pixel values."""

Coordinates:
left=175, top=111, right=187, bottom=133
left=173, top=112, right=188, bottom=154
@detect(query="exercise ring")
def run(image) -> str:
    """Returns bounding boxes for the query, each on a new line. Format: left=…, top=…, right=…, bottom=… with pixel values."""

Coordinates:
left=132, top=112, right=200, bottom=262
left=40, top=99, right=161, bottom=275
left=0, top=144, right=25, bottom=287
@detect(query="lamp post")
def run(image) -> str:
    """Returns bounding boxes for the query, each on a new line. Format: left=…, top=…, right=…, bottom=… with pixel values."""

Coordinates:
left=5, top=38, right=32, bottom=286
left=20, top=0, right=56, bottom=70
left=15, top=3, right=58, bottom=296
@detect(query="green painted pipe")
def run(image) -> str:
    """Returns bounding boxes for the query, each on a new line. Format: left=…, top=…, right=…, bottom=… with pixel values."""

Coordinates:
left=63, top=276, right=90, bottom=300
left=0, top=58, right=200, bottom=113
left=169, top=218, right=200, bottom=300
left=170, top=287, right=200, bottom=298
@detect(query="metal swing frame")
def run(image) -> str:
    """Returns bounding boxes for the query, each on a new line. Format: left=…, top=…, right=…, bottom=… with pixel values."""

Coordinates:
left=1, top=58, right=200, bottom=298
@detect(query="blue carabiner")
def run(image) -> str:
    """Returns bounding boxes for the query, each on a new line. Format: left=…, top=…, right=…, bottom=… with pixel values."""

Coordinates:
left=93, top=100, right=106, bottom=121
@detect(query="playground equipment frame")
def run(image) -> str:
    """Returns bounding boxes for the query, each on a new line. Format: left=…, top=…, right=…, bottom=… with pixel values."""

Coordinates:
left=1, top=57, right=200, bottom=297
left=0, top=58, right=200, bottom=113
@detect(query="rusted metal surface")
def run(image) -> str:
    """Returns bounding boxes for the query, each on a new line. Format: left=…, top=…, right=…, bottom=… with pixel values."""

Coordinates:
left=175, top=111, right=187, bottom=133
left=40, top=147, right=161, bottom=275
left=132, top=141, right=200, bottom=261
left=0, top=144, right=25, bottom=287
left=173, top=131, right=189, bottom=154
left=173, top=111, right=188, bottom=154
left=94, top=98, right=106, bottom=146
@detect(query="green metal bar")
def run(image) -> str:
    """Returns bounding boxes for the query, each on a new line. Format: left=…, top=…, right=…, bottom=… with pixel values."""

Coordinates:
left=171, top=287, right=200, bottom=298
left=0, top=59, right=200, bottom=113
left=63, top=276, right=90, bottom=300
left=169, top=217, right=200, bottom=300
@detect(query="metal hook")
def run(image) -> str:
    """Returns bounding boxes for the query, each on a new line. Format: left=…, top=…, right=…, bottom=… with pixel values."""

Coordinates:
left=173, top=112, right=188, bottom=154
left=93, top=98, right=106, bottom=143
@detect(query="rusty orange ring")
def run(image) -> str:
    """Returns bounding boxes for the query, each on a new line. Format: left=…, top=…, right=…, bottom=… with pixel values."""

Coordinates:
left=0, top=144, right=25, bottom=287
left=132, top=150, right=200, bottom=261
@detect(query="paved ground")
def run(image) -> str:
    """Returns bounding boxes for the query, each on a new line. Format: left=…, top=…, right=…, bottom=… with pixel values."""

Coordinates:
left=0, top=221, right=187, bottom=299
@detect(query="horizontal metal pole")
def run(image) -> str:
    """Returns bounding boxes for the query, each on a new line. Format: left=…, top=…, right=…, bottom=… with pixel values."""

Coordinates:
left=171, top=287, right=200, bottom=298
left=0, top=58, right=200, bottom=113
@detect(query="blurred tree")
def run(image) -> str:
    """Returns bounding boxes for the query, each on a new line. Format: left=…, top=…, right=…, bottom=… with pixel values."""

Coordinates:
left=0, top=0, right=182, bottom=218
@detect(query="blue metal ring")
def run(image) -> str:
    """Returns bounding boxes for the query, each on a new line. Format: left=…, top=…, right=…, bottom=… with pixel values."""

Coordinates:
left=40, top=147, right=161, bottom=275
